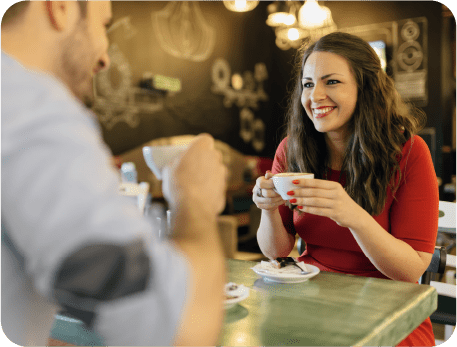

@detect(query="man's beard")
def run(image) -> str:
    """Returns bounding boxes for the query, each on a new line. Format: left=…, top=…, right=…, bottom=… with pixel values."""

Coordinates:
left=57, top=20, right=96, bottom=106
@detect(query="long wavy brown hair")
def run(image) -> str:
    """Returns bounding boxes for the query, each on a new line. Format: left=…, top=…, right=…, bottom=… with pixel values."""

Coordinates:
left=284, top=32, right=426, bottom=215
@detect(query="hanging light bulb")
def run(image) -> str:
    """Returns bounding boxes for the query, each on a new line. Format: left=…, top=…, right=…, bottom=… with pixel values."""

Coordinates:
left=288, top=28, right=300, bottom=41
left=266, top=1, right=296, bottom=27
left=284, top=14, right=296, bottom=26
left=223, top=0, right=259, bottom=12
left=235, top=0, right=247, bottom=11
left=275, top=25, right=308, bottom=50
left=298, top=0, right=335, bottom=29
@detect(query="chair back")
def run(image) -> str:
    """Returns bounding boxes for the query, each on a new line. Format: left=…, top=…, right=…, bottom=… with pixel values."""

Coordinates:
left=419, top=246, right=447, bottom=284
left=297, top=237, right=306, bottom=255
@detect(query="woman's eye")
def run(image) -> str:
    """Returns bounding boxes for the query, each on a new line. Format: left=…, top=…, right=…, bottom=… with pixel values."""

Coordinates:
left=302, top=82, right=314, bottom=88
left=327, top=80, right=340, bottom=85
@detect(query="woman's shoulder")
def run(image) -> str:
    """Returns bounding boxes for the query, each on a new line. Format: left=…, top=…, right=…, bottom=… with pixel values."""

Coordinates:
left=401, top=135, right=429, bottom=156
left=274, top=137, right=289, bottom=155
left=272, top=137, right=289, bottom=174
left=399, top=134, right=433, bottom=169
left=278, top=136, right=289, bottom=148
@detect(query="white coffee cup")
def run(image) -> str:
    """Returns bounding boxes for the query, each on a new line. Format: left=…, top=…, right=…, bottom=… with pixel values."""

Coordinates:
left=272, top=172, right=314, bottom=200
left=143, top=144, right=189, bottom=180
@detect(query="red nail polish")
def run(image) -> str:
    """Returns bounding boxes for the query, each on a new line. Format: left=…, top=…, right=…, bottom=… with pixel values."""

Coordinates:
left=298, top=206, right=303, bottom=209
left=292, top=180, right=300, bottom=184
left=287, top=191, right=295, bottom=196
left=289, top=198, right=297, bottom=203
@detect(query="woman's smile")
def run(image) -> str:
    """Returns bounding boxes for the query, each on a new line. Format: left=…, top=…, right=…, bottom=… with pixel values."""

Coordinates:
left=313, top=106, right=337, bottom=118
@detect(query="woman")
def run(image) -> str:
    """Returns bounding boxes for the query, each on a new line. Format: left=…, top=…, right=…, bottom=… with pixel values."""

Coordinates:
left=253, top=32, right=438, bottom=346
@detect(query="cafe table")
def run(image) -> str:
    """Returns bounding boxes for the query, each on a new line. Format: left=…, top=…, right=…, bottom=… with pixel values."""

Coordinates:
left=220, top=259, right=437, bottom=346
left=49, top=259, right=437, bottom=346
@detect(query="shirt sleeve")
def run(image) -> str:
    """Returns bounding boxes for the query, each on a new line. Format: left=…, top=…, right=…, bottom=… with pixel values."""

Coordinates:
left=389, top=135, right=439, bottom=253
left=93, top=240, right=189, bottom=346
left=272, top=138, right=296, bottom=236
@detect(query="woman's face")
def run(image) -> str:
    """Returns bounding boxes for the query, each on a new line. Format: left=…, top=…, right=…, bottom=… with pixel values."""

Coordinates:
left=301, top=51, right=358, bottom=138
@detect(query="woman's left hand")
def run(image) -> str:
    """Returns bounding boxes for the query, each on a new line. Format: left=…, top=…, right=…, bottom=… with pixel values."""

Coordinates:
left=288, top=178, right=368, bottom=229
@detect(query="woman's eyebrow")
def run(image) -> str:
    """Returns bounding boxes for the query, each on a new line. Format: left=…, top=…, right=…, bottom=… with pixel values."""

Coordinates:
left=302, top=73, right=344, bottom=80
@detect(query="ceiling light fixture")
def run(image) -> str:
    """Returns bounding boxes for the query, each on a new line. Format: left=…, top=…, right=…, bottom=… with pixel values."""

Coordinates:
left=267, top=1, right=337, bottom=50
left=266, top=1, right=296, bottom=27
left=299, top=0, right=334, bottom=29
left=223, top=0, right=259, bottom=13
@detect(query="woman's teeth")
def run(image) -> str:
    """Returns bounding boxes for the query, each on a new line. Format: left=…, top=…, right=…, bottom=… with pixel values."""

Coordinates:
left=314, top=107, right=335, bottom=115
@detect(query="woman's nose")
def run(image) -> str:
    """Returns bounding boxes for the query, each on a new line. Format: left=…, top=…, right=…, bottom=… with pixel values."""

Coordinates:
left=310, top=83, right=327, bottom=102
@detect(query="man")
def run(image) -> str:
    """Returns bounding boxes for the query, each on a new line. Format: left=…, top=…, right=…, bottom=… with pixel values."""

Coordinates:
left=1, top=1, right=227, bottom=345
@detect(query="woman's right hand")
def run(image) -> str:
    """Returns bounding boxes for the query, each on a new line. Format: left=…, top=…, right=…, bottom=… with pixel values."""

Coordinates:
left=252, top=171, right=284, bottom=211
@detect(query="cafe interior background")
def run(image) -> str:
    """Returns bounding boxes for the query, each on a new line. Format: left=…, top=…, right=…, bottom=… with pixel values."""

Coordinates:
left=93, top=1, right=455, bottom=338
left=98, top=0, right=456, bottom=260
left=98, top=0, right=455, bottom=251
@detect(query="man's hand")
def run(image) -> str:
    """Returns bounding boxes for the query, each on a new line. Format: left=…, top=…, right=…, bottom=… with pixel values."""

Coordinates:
left=162, top=134, right=227, bottom=216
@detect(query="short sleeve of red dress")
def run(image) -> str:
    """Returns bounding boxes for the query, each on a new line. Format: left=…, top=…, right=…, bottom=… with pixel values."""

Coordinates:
left=388, top=135, right=439, bottom=253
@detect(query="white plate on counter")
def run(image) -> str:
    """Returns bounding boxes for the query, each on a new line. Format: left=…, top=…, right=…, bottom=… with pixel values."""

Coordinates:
left=252, top=263, right=320, bottom=283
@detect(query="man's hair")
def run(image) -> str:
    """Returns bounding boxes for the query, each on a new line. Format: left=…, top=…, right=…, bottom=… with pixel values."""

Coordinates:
left=2, top=0, right=87, bottom=27
left=284, top=32, right=426, bottom=215
left=2, top=1, right=30, bottom=26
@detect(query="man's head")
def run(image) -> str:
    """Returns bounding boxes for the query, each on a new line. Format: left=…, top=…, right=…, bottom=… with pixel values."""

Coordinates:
left=2, top=1, right=87, bottom=25
left=2, top=1, right=112, bottom=105
left=55, top=1, right=112, bottom=105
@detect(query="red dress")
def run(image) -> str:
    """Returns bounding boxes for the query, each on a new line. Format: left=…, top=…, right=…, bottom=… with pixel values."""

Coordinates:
left=272, top=135, right=439, bottom=346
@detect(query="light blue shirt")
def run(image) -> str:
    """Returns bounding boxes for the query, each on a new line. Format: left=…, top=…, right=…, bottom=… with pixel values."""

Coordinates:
left=1, top=52, right=189, bottom=346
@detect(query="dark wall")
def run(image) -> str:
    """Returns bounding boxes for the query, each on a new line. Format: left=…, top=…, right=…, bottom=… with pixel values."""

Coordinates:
left=97, top=1, right=454, bottom=181
left=97, top=1, right=280, bottom=157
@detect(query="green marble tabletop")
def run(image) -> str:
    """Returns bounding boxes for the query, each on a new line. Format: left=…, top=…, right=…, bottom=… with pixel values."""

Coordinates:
left=50, top=258, right=437, bottom=346
left=219, top=259, right=438, bottom=346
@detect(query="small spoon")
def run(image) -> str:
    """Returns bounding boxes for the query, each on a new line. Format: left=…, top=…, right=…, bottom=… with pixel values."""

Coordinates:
left=290, top=262, right=310, bottom=275
left=277, top=257, right=310, bottom=275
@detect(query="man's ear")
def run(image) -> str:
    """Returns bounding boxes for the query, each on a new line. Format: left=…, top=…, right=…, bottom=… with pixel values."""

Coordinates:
left=45, top=1, right=74, bottom=31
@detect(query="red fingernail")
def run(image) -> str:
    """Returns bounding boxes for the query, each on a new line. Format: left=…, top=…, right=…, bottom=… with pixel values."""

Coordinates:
left=289, top=198, right=297, bottom=203
left=298, top=206, right=303, bottom=209
left=287, top=191, right=295, bottom=196
left=292, top=180, right=300, bottom=184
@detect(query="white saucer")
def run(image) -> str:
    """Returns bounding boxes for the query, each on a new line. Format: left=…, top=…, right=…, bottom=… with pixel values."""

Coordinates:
left=251, top=264, right=320, bottom=283
left=224, top=284, right=250, bottom=309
